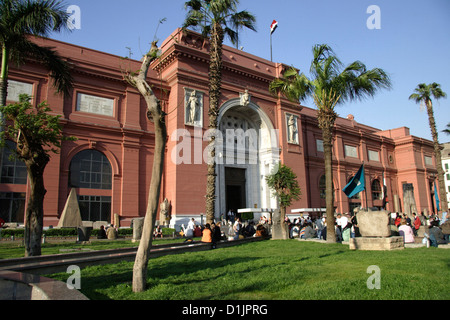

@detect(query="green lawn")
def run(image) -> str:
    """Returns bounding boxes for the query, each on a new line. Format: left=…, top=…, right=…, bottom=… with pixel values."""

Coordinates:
left=45, top=240, right=450, bottom=300
left=0, top=238, right=188, bottom=259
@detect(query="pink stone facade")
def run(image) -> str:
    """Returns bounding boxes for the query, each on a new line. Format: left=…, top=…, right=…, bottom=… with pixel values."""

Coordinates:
left=0, top=29, right=440, bottom=228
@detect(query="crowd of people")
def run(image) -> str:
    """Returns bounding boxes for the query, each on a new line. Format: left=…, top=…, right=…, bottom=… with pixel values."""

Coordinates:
left=286, top=208, right=450, bottom=246
left=390, top=210, right=449, bottom=246
left=287, top=213, right=358, bottom=242
left=158, top=207, right=450, bottom=248
left=180, top=215, right=270, bottom=247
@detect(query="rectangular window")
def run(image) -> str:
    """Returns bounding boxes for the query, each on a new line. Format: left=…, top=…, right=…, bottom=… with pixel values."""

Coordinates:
left=76, top=93, right=114, bottom=117
left=344, top=145, right=358, bottom=158
left=424, top=156, right=433, bottom=166
left=368, top=150, right=380, bottom=162
left=316, top=139, right=324, bottom=152
left=78, top=195, right=111, bottom=222
left=6, top=80, right=33, bottom=102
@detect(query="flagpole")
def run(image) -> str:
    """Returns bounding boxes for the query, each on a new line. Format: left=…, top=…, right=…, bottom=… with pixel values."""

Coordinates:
left=270, top=32, right=273, bottom=62
left=363, top=162, right=368, bottom=210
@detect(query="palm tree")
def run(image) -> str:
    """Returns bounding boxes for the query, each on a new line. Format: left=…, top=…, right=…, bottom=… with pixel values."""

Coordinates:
left=183, top=0, right=256, bottom=224
left=270, top=44, right=391, bottom=242
left=409, top=83, right=448, bottom=213
left=0, top=0, right=73, bottom=111
left=443, top=123, right=450, bottom=135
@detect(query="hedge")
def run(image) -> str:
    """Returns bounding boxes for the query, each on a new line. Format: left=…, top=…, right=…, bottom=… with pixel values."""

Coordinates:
left=1, top=227, right=175, bottom=238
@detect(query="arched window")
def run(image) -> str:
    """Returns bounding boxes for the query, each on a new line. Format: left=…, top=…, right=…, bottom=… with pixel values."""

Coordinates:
left=319, top=175, right=326, bottom=199
left=1, top=140, right=27, bottom=184
left=69, top=150, right=112, bottom=189
left=319, top=175, right=335, bottom=200
left=69, top=150, right=112, bottom=222
left=372, top=179, right=382, bottom=200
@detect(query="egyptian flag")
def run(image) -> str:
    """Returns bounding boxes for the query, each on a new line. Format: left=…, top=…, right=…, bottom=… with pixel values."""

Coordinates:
left=270, top=20, right=278, bottom=34
left=343, top=164, right=365, bottom=198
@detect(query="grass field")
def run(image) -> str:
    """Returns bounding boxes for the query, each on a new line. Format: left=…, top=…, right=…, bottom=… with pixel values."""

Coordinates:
left=44, top=240, right=449, bottom=300
left=0, top=238, right=187, bottom=259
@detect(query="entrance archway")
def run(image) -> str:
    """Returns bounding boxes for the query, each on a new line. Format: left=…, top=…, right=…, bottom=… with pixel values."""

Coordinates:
left=216, top=98, right=279, bottom=219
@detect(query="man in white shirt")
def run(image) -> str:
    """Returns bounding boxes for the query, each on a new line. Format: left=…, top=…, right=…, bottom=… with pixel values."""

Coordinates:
left=336, top=213, right=348, bottom=229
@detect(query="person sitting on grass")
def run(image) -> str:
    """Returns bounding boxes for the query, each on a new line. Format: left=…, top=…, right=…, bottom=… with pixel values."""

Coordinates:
left=97, top=225, right=107, bottom=239
left=428, top=220, right=447, bottom=247
left=398, top=219, right=415, bottom=243
left=106, top=224, right=118, bottom=240
left=153, top=225, right=163, bottom=238
left=201, top=223, right=212, bottom=243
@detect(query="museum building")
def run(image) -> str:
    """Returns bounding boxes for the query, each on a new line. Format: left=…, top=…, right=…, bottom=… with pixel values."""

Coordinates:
left=0, top=28, right=441, bottom=228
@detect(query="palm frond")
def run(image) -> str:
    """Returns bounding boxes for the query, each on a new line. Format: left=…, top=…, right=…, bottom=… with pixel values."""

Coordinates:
left=183, top=0, right=255, bottom=43
left=409, top=82, right=447, bottom=104
left=17, top=39, right=73, bottom=95
left=10, top=0, right=70, bottom=36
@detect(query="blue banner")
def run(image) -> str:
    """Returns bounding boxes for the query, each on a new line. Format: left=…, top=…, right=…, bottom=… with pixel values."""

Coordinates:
left=343, top=164, right=365, bottom=198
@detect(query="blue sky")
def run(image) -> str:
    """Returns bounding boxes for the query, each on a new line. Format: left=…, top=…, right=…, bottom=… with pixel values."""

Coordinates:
left=50, top=0, right=450, bottom=142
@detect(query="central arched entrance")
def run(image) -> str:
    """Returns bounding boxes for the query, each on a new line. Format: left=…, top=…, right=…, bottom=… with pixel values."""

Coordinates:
left=216, top=98, right=279, bottom=220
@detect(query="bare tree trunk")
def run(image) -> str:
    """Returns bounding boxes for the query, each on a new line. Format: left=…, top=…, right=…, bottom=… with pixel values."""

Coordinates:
left=280, top=206, right=288, bottom=239
left=0, top=77, right=7, bottom=109
left=317, top=103, right=337, bottom=243
left=316, top=91, right=339, bottom=243
left=426, top=100, right=448, bottom=212
left=205, top=23, right=224, bottom=224
left=24, top=158, right=48, bottom=257
left=127, top=43, right=167, bottom=293
left=1, top=45, right=9, bottom=109
left=271, top=207, right=288, bottom=240
left=322, top=125, right=336, bottom=243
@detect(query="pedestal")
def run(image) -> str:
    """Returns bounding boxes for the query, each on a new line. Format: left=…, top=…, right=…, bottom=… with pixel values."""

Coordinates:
left=349, top=236, right=404, bottom=250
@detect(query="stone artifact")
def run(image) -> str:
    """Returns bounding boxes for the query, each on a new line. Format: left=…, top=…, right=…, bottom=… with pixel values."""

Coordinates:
left=160, top=198, right=171, bottom=226
left=132, top=217, right=145, bottom=242
left=240, top=89, right=250, bottom=106
left=402, top=183, right=417, bottom=217
left=357, top=209, right=391, bottom=237
left=187, top=90, right=198, bottom=124
left=349, top=209, right=403, bottom=250
left=57, top=188, right=83, bottom=228
left=287, top=114, right=298, bottom=144
left=77, top=226, right=92, bottom=242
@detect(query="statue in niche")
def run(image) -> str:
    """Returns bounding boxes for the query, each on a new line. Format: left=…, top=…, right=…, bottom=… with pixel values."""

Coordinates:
left=187, top=90, right=198, bottom=124
left=240, top=89, right=250, bottom=106
left=160, top=198, right=171, bottom=226
left=288, top=114, right=298, bottom=143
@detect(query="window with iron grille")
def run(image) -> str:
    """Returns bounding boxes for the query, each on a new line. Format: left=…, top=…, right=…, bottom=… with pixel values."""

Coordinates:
left=0, top=192, right=26, bottom=223
left=372, top=179, right=382, bottom=200
left=78, top=195, right=111, bottom=222
left=0, top=141, right=27, bottom=184
left=69, top=150, right=112, bottom=189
